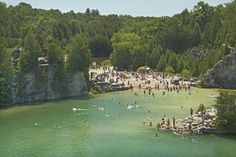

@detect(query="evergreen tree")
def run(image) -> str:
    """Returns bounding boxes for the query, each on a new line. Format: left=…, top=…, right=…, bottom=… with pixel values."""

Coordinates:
left=66, top=34, right=91, bottom=73
left=216, top=91, right=236, bottom=133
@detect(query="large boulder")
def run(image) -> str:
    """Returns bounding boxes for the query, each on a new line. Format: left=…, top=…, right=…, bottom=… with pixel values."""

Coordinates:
left=204, top=47, right=236, bottom=89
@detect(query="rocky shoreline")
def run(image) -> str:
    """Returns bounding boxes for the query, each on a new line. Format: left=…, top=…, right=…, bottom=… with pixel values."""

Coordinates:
left=156, top=108, right=217, bottom=135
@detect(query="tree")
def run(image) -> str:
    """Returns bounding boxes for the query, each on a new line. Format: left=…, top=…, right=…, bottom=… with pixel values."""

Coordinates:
left=215, top=91, right=236, bottom=133
left=156, top=55, right=167, bottom=72
left=0, top=73, right=12, bottom=107
left=164, top=66, right=174, bottom=75
left=193, top=1, right=214, bottom=31
left=110, top=32, right=145, bottom=70
left=66, top=34, right=91, bottom=73
left=85, top=8, right=90, bottom=15
left=0, top=38, right=12, bottom=106
left=196, top=103, right=206, bottom=117
left=91, top=9, right=100, bottom=16
left=89, top=34, right=112, bottom=57
left=110, top=42, right=131, bottom=70
left=181, top=69, right=192, bottom=79
left=47, top=43, right=63, bottom=63
left=19, top=31, right=40, bottom=73
left=146, top=46, right=162, bottom=69
left=0, top=38, right=10, bottom=75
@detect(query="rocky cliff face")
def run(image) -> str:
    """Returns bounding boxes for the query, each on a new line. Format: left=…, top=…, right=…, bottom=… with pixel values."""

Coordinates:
left=12, top=64, right=88, bottom=104
left=204, top=47, right=236, bottom=89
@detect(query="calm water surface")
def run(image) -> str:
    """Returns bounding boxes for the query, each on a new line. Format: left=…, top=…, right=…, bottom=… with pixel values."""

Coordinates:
left=0, top=88, right=235, bottom=157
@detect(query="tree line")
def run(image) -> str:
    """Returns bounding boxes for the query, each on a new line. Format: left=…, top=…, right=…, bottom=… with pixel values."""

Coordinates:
left=110, top=1, right=236, bottom=77
left=0, top=1, right=236, bottom=106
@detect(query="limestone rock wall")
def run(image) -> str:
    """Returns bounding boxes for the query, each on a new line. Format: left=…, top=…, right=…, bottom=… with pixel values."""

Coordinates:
left=12, top=65, right=87, bottom=104
left=204, top=48, right=236, bottom=89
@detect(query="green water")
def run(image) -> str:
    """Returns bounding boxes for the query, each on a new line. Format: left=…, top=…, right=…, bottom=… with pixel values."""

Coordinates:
left=0, top=88, right=235, bottom=157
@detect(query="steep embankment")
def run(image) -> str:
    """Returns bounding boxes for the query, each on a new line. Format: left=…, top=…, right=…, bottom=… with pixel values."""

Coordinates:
left=11, top=50, right=88, bottom=104
left=204, top=47, right=236, bottom=89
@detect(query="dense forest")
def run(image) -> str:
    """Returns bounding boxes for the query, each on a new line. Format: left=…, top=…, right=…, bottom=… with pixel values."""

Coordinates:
left=110, top=1, right=236, bottom=75
left=216, top=90, right=236, bottom=133
left=0, top=1, right=236, bottom=106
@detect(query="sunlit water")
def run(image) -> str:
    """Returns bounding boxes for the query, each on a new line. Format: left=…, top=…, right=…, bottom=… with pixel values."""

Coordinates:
left=0, top=88, right=235, bottom=157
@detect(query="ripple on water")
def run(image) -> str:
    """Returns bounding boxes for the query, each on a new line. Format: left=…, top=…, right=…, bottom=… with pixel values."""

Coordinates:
left=0, top=88, right=235, bottom=157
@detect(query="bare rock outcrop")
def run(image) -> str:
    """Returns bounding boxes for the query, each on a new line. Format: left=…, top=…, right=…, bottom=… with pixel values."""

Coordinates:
left=204, top=47, right=236, bottom=89
left=11, top=49, right=88, bottom=104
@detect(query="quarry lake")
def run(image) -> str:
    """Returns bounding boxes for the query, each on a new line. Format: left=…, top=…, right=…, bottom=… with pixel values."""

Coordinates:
left=0, top=88, right=235, bottom=157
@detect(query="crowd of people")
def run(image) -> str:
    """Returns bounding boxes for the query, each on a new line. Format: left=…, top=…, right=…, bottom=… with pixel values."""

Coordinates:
left=90, top=66, right=194, bottom=92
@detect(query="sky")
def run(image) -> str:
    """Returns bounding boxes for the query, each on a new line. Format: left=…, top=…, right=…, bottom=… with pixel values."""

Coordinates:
left=2, top=0, right=233, bottom=17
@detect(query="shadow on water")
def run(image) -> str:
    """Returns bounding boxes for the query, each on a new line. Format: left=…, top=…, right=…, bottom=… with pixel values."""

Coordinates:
left=216, top=134, right=236, bottom=141
left=0, top=94, right=95, bottom=110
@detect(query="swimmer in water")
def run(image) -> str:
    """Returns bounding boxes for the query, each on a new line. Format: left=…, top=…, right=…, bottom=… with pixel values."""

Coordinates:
left=150, top=122, right=152, bottom=126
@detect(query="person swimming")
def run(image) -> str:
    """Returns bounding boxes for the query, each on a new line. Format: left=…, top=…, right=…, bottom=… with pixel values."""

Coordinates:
left=55, top=124, right=61, bottom=129
left=150, top=122, right=152, bottom=126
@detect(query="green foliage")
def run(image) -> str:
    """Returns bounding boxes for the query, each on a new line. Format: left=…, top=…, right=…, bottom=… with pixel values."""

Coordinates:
left=19, top=31, right=40, bottom=73
left=0, top=38, right=12, bottom=106
left=156, top=55, right=167, bottom=72
left=66, top=34, right=91, bottom=73
left=0, top=38, right=12, bottom=75
left=23, top=31, right=40, bottom=59
left=0, top=0, right=236, bottom=106
left=19, top=49, right=35, bottom=73
left=110, top=32, right=147, bottom=70
left=101, top=59, right=111, bottom=66
left=47, top=43, right=63, bottom=63
left=196, top=103, right=206, bottom=116
left=109, top=0, right=236, bottom=78
left=181, top=69, right=191, bottom=79
left=90, top=85, right=102, bottom=94
left=164, top=66, right=174, bottom=75
left=0, top=74, right=12, bottom=107
left=89, top=34, right=112, bottom=57
left=0, top=1, right=235, bottom=77
left=215, top=91, right=236, bottom=133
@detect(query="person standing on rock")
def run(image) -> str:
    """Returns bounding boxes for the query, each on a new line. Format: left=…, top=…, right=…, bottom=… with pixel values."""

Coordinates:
left=173, top=117, right=176, bottom=129
left=167, top=119, right=170, bottom=127
left=161, top=117, right=165, bottom=125
left=190, top=108, right=193, bottom=117
left=189, top=122, right=192, bottom=133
